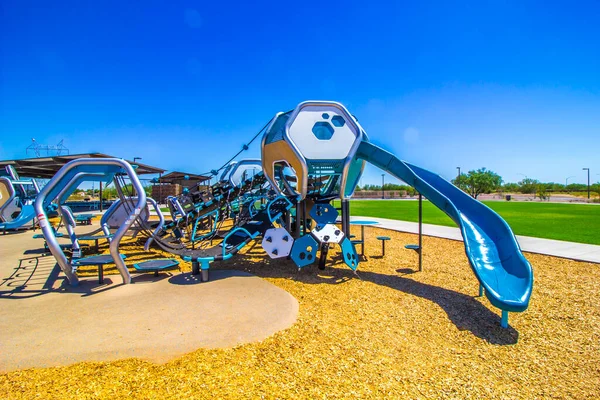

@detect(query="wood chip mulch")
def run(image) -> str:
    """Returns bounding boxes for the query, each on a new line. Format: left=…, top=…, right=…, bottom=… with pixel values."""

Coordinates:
left=2, top=226, right=599, bottom=399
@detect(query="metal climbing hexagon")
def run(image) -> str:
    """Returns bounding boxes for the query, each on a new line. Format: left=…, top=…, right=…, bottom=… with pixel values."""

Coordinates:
left=290, top=234, right=318, bottom=268
left=262, top=227, right=294, bottom=259
left=309, top=203, right=338, bottom=225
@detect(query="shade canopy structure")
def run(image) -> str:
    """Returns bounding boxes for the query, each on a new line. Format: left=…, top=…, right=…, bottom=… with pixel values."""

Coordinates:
left=159, top=171, right=211, bottom=185
left=0, top=153, right=165, bottom=179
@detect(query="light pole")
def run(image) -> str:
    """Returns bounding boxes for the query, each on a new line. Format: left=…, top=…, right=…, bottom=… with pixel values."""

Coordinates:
left=565, top=176, right=575, bottom=189
left=456, top=166, right=461, bottom=180
left=381, top=174, right=385, bottom=199
left=583, top=168, right=590, bottom=199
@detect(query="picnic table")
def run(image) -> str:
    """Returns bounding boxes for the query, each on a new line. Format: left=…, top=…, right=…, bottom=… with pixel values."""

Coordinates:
left=349, top=220, right=379, bottom=255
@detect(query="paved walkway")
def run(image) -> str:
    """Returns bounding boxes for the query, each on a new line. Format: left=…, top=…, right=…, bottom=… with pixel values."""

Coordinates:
left=0, top=225, right=298, bottom=372
left=352, top=216, right=600, bottom=264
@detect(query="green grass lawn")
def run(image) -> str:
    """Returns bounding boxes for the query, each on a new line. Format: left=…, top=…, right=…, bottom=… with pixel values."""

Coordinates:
left=338, top=200, right=600, bottom=245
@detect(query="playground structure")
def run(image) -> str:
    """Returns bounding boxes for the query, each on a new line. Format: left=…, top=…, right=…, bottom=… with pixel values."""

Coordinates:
left=0, top=165, right=43, bottom=231
left=33, top=100, right=533, bottom=327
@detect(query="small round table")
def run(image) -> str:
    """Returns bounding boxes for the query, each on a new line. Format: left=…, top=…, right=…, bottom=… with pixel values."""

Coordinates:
left=349, top=220, right=379, bottom=255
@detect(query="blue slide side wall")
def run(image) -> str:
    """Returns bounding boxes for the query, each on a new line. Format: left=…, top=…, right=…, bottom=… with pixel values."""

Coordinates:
left=356, top=141, right=533, bottom=312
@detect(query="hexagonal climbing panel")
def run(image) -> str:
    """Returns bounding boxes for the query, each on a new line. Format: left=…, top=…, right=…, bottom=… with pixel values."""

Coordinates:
left=290, top=234, right=318, bottom=268
left=312, top=121, right=335, bottom=140
left=262, top=227, right=294, bottom=259
left=309, top=203, right=338, bottom=225
left=340, top=237, right=359, bottom=270
left=312, top=223, right=344, bottom=244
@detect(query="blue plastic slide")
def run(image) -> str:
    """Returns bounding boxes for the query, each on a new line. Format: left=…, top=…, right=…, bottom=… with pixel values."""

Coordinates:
left=356, top=141, right=533, bottom=313
left=0, top=204, right=36, bottom=230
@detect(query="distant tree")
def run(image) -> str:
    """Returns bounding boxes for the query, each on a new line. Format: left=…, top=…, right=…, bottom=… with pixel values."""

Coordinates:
left=518, top=178, right=540, bottom=194
left=546, top=182, right=564, bottom=192
left=452, top=168, right=503, bottom=199
left=592, top=183, right=600, bottom=198
left=536, top=184, right=549, bottom=201
left=503, top=182, right=520, bottom=192
left=566, top=183, right=587, bottom=192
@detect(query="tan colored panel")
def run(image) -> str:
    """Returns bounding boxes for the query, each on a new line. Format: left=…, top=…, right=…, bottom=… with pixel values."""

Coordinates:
left=0, top=178, right=14, bottom=209
left=262, top=141, right=306, bottom=197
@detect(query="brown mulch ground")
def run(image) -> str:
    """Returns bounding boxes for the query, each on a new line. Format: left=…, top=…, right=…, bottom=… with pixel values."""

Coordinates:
left=1, top=226, right=599, bottom=399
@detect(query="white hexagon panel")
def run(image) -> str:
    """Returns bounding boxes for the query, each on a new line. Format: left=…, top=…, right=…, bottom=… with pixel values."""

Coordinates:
left=262, top=227, right=294, bottom=259
left=311, top=223, right=345, bottom=244
left=285, top=102, right=362, bottom=161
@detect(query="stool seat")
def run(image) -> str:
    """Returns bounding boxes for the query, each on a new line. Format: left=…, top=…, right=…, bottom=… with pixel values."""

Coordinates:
left=73, top=254, right=126, bottom=266
left=134, top=259, right=179, bottom=276
left=377, top=236, right=392, bottom=256
left=75, top=214, right=94, bottom=225
left=33, top=232, right=64, bottom=239
left=73, top=254, right=126, bottom=284
left=77, top=234, right=114, bottom=241
left=405, top=244, right=420, bottom=251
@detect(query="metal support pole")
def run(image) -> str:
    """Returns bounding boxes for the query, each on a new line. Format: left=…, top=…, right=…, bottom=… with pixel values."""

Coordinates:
left=318, top=243, right=329, bottom=270
left=294, top=201, right=301, bottom=238
left=361, top=225, right=365, bottom=256
left=584, top=168, right=590, bottom=199
left=418, top=193, right=423, bottom=272
left=341, top=199, right=350, bottom=236
left=99, top=181, right=103, bottom=212
left=159, top=172, right=162, bottom=204
left=501, top=310, right=509, bottom=328
left=302, top=200, right=308, bottom=235
left=479, top=284, right=484, bottom=297
left=200, top=259, right=210, bottom=282
left=285, top=210, right=291, bottom=232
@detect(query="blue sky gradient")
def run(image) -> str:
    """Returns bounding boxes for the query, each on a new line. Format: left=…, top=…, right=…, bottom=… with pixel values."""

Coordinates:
left=1, top=1, right=599, bottom=185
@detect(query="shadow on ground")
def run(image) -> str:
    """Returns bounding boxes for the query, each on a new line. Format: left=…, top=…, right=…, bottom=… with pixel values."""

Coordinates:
left=218, top=245, right=518, bottom=345
left=0, top=252, right=174, bottom=299
left=2, top=238, right=518, bottom=344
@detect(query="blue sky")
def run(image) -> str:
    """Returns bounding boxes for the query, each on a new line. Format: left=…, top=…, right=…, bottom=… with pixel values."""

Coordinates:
left=1, top=1, right=599, bottom=185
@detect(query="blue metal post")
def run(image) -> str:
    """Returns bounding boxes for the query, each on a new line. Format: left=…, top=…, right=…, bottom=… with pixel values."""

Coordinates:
left=501, top=310, right=509, bottom=328
left=479, top=285, right=484, bottom=297
left=418, top=193, right=422, bottom=271
left=200, top=259, right=211, bottom=282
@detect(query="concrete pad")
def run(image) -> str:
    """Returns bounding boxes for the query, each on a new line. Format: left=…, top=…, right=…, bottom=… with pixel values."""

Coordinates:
left=0, top=229, right=298, bottom=372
